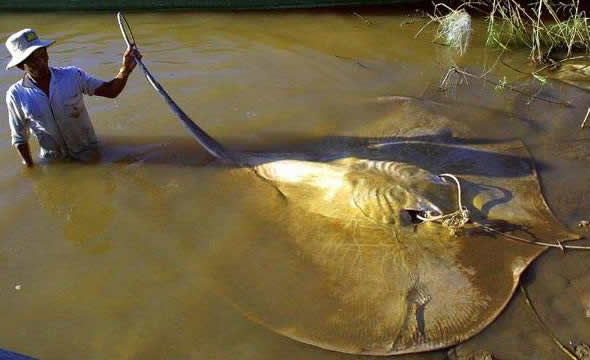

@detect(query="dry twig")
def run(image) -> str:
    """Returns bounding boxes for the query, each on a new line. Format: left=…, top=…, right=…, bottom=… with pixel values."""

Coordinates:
left=440, top=66, right=573, bottom=107
left=581, top=107, right=590, bottom=128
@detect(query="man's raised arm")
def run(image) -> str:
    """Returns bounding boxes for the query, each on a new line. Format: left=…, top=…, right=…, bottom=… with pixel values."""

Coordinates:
left=95, top=46, right=142, bottom=99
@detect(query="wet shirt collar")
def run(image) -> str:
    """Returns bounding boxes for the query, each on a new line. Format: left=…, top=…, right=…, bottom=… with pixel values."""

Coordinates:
left=21, top=67, right=56, bottom=97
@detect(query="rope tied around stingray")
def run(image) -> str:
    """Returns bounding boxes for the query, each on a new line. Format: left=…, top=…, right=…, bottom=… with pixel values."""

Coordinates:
left=115, top=13, right=590, bottom=252
left=417, top=173, right=470, bottom=235
left=419, top=174, right=590, bottom=250
left=418, top=175, right=590, bottom=359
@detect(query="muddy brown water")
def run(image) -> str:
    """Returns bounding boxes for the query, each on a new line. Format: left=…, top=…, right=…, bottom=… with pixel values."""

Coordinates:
left=0, top=10, right=588, bottom=360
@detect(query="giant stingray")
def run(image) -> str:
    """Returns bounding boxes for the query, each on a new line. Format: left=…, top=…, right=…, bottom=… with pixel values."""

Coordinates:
left=130, top=49, right=580, bottom=355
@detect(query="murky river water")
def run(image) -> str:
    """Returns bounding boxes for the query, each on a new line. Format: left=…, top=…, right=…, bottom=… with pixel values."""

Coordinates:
left=0, top=10, right=589, bottom=360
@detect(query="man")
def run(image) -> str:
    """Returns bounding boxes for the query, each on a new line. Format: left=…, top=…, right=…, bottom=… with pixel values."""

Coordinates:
left=5, top=28, right=142, bottom=166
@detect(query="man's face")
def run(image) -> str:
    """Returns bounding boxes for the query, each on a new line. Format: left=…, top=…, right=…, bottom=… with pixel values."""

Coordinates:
left=22, top=47, right=49, bottom=76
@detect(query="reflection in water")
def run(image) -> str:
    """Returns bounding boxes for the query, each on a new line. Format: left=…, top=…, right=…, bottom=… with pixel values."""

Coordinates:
left=29, top=164, right=117, bottom=253
left=25, top=153, right=177, bottom=255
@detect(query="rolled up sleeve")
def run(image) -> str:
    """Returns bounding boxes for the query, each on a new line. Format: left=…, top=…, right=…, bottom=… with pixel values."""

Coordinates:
left=73, top=67, right=105, bottom=96
left=6, top=92, right=29, bottom=146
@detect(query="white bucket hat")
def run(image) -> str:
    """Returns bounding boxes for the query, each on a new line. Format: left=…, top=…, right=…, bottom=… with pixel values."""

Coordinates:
left=5, top=29, right=55, bottom=70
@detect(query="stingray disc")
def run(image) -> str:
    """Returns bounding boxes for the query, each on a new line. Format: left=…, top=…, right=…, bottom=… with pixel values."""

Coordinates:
left=206, top=139, right=578, bottom=355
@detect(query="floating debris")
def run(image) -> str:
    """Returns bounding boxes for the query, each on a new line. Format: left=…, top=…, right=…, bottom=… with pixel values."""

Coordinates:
left=415, top=4, right=472, bottom=56
left=583, top=108, right=590, bottom=129
left=437, top=9, right=472, bottom=56
left=577, top=219, right=590, bottom=230
left=572, top=342, right=590, bottom=360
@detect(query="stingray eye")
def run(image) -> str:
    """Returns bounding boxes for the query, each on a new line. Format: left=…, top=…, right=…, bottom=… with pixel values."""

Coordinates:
left=401, top=209, right=444, bottom=225
left=401, top=210, right=425, bottom=225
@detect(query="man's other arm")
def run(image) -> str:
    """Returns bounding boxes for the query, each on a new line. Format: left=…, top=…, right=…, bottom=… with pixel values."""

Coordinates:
left=6, top=92, right=33, bottom=167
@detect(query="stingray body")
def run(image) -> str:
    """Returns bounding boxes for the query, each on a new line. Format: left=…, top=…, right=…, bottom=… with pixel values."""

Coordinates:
left=246, top=153, right=454, bottom=227
left=169, top=96, right=577, bottom=355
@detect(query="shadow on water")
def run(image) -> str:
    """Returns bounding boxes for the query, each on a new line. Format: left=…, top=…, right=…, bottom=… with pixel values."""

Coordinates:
left=22, top=129, right=545, bottom=258
left=95, top=132, right=549, bottom=180
left=93, top=132, right=547, bottom=238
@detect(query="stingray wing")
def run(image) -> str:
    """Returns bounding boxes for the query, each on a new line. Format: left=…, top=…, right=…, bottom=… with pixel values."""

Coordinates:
left=204, top=140, right=577, bottom=355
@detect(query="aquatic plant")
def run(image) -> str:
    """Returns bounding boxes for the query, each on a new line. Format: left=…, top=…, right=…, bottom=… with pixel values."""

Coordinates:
left=421, top=0, right=590, bottom=63
left=482, top=0, right=590, bottom=62
left=486, top=0, right=590, bottom=62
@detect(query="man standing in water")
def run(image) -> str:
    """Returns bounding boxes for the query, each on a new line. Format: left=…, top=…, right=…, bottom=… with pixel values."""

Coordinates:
left=4, top=28, right=142, bottom=166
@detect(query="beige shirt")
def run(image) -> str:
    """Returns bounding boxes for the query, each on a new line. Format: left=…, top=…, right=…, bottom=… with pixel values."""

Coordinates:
left=6, top=66, right=104, bottom=160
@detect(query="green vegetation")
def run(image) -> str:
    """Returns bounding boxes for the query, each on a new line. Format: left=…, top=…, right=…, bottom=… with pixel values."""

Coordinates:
left=425, top=0, right=590, bottom=63
left=486, top=0, right=590, bottom=63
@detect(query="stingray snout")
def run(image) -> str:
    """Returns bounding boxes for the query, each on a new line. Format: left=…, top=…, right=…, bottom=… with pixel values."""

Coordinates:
left=401, top=208, right=444, bottom=226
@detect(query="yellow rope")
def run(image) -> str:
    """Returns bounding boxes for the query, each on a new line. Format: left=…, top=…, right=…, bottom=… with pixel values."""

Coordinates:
left=417, top=174, right=471, bottom=235
left=418, top=173, right=590, bottom=250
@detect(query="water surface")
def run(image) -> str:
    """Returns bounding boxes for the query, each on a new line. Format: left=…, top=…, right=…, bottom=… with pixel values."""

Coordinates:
left=0, top=10, right=588, bottom=360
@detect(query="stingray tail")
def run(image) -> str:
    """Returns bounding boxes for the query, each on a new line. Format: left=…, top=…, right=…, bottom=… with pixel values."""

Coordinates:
left=135, top=58, right=230, bottom=160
